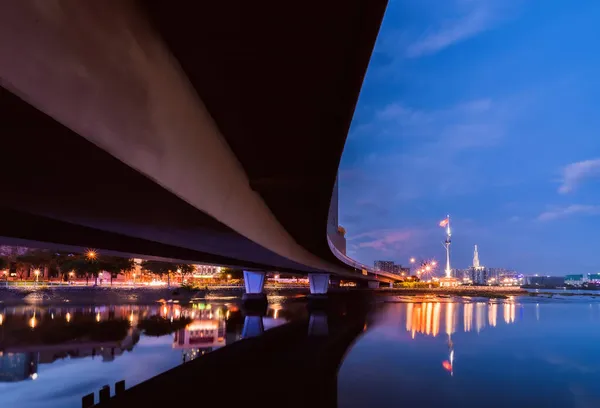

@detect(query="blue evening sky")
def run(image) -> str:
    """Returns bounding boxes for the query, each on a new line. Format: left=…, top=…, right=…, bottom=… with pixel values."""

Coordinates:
left=340, top=0, right=600, bottom=275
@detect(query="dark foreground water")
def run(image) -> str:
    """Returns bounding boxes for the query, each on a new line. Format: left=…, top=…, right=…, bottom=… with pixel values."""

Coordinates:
left=2, top=296, right=600, bottom=407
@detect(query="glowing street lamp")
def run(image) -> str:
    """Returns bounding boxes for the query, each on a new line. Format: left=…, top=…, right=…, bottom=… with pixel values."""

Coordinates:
left=409, top=258, right=416, bottom=264
left=34, top=269, right=40, bottom=284
left=86, top=250, right=97, bottom=260
left=431, top=261, right=437, bottom=266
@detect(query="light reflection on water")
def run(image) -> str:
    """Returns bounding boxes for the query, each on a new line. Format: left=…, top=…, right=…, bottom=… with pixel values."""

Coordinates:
left=339, top=300, right=600, bottom=408
left=0, top=300, right=293, bottom=408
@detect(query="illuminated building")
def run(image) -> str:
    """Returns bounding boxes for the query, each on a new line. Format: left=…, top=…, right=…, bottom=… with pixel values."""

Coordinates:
left=468, top=245, right=489, bottom=285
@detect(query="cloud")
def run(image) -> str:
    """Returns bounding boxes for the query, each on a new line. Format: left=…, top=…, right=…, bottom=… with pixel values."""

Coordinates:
left=345, top=97, right=506, bottom=201
left=407, top=9, right=492, bottom=58
left=349, top=229, right=414, bottom=252
left=537, top=205, right=600, bottom=222
left=558, top=159, right=600, bottom=194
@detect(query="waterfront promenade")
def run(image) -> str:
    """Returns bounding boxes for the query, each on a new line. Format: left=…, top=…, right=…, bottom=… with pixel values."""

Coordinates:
left=0, top=284, right=527, bottom=305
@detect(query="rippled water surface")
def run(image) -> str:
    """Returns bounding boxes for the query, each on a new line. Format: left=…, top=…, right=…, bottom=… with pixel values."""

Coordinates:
left=339, top=300, right=600, bottom=408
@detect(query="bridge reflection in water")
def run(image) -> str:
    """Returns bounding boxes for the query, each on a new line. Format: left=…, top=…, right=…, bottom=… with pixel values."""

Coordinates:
left=0, top=301, right=286, bottom=385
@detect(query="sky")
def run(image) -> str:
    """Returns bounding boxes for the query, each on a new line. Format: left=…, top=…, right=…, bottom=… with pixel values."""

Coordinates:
left=340, top=0, right=600, bottom=275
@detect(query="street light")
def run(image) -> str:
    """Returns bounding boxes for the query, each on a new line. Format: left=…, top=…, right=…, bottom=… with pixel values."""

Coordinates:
left=69, top=271, right=74, bottom=284
left=86, top=250, right=97, bottom=260
left=431, top=260, right=437, bottom=266
left=34, top=269, right=40, bottom=284
left=409, top=258, right=416, bottom=264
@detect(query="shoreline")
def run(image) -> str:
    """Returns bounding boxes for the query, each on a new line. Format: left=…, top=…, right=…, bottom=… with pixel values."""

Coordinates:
left=0, top=285, right=530, bottom=304
left=375, top=287, right=526, bottom=299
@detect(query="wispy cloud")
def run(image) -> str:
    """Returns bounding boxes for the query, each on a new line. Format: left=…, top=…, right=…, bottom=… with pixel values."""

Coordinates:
left=537, top=205, right=600, bottom=222
left=407, top=9, right=492, bottom=58
left=558, top=159, right=600, bottom=194
left=349, top=229, right=415, bottom=252
left=345, top=97, right=508, bottom=201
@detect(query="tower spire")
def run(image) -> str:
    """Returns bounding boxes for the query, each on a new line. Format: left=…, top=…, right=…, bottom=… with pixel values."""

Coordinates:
left=473, top=245, right=480, bottom=268
left=444, top=215, right=451, bottom=278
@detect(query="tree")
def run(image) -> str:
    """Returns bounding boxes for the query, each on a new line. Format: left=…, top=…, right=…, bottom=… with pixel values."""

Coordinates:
left=60, top=258, right=102, bottom=286
left=99, top=256, right=135, bottom=286
left=218, top=267, right=243, bottom=280
left=141, top=260, right=194, bottom=287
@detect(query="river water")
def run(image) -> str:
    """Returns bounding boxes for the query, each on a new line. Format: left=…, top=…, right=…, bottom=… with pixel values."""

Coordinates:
left=2, top=295, right=600, bottom=407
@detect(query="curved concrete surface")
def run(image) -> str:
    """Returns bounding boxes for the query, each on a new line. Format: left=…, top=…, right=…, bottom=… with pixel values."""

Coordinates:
left=0, top=0, right=388, bottom=278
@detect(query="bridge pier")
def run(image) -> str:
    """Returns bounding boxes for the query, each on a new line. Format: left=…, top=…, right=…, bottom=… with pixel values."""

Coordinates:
left=368, top=281, right=379, bottom=289
left=242, top=315, right=265, bottom=338
left=242, top=270, right=267, bottom=304
left=308, top=273, right=330, bottom=295
left=308, top=312, right=329, bottom=337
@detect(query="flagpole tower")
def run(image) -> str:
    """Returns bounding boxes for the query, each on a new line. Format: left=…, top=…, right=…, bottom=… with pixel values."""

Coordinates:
left=444, top=215, right=452, bottom=278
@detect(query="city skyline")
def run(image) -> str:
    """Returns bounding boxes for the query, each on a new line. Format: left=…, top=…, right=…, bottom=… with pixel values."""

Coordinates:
left=339, top=0, right=600, bottom=275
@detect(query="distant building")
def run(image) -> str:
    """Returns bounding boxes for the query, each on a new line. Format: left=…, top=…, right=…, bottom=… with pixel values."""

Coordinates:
left=394, top=265, right=410, bottom=276
left=526, top=275, right=565, bottom=287
left=327, top=177, right=347, bottom=255
left=374, top=260, right=395, bottom=273
left=565, top=274, right=585, bottom=287
left=563, top=274, right=600, bottom=287
left=467, top=245, right=488, bottom=285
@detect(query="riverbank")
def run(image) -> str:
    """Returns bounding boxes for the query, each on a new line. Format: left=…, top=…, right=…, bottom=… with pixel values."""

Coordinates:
left=0, top=285, right=529, bottom=305
left=376, top=286, right=527, bottom=299
left=0, top=286, right=309, bottom=305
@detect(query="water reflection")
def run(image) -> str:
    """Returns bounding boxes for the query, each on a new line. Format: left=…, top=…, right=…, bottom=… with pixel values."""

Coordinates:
left=405, top=301, right=516, bottom=339
left=339, top=300, right=600, bottom=408
left=401, top=301, right=518, bottom=379
left=0, top=301, right=291, bottom=385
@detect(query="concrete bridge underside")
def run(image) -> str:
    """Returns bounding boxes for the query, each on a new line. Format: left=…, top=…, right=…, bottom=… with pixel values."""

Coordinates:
left=0, top=0, right=393, bottom=281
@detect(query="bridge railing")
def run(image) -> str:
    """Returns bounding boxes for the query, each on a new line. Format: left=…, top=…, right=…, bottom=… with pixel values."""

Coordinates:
left=326, top=236, right=404, bottom=281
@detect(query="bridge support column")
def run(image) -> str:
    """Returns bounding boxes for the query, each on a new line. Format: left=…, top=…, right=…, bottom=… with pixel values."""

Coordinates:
left=242, top=270, right=267, bottom=303
left=242, top=315, right=264, bottom=338
left=308, top=312, right=329, bottom=337
left=308, top=273, right=330, bottom=295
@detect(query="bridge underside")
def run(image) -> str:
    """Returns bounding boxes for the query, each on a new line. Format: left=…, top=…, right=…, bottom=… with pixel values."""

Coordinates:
left=0, top=0, right=392, bottom=281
